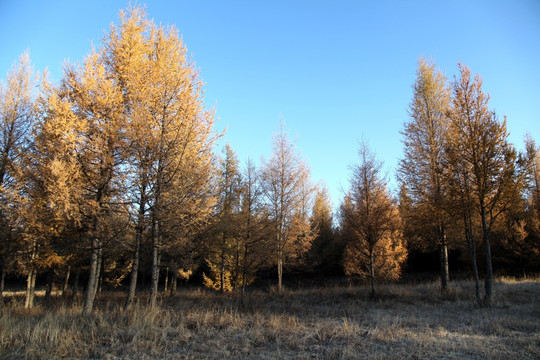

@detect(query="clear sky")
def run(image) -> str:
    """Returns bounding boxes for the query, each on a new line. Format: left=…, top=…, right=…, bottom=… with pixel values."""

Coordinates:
left=1, top=0, right=539, bottom=210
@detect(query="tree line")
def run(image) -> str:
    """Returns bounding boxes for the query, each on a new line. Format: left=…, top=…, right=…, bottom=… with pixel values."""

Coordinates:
left=0, top=7, right=538, bottom=314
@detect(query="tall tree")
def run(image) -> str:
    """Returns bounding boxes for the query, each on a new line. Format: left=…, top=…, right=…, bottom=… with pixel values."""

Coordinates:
left=0, top=53, right=37, bottom=305
left=261, top=123, right=311, bottom=292
left=398, top=58, right=452, bottom=291
left=308, top=184, right=338, bottom=274
left=526, top=136, right=540, bottom=222
left=203, top=144, right=243, bottom=292
left=448, top=63, right=528, bottom=306
left=238, top=159, right=272, bottom=304
left=144, top=22, right=218, bottom=307
left=101, top=8, right=156, bottom=310
left=66, top=7, right=220, bottom=309
left=447, top=140, right=483, bottom=303
left=342, top=142, right=406, bottom=297
left=57, top=41, right=125, bottom=316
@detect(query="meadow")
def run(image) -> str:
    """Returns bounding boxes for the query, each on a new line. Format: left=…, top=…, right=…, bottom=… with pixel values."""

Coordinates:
left=0, top=278, right=539, bottom=359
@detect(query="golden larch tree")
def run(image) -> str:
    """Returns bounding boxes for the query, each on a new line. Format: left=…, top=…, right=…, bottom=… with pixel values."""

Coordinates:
left=0, top=53, right=38, bottom=306
left=398, top=57, right=452, bottom=291
left=342, top=142, right=407, bottom=297
left=261, top=123, right=312, bottom=292
left=448, top=63, right=529, bottom=306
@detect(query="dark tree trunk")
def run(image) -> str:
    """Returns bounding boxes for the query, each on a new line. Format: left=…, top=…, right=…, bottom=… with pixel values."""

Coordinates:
left=24, top=267, right=37, bottom=309
left=369, top=249, right=375, bottom=298
left=126, top=186, right=146, bottom=309
left=149, top=219, right=161, bottom=307
left=481, top=205, right=493, bottom=307
left=62, top=265, right=71, bottom=298
left=96, top=248, right=104, bottom=296
left=170, top=265, right=178, bottom=296
left=233, top=243, right=240, bottom=290
left=220, top=249, right=225, bottom=293
left=464, top=212, right=481, bottom=305
left=241, top=244, right=249, bottom=307
left=0, top=261, right=6, bottom=302
left=25, top=238, right=38, bottom=309
left=45, top=268, right=54, bottom=300
left=126, top=223, right=142, bottom=309
left=164, top=266, right=169, bottom=293
left=277, top=247, right=283, bottom=293
left=439, top=227, right=449, bottom=292
left=72, top=269, right=80, bottom=302
left=83, top=236, right=100, bottom=316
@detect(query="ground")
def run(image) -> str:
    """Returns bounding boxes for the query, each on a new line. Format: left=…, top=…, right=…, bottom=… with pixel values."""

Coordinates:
left=0, top=278, right=539, bottom=359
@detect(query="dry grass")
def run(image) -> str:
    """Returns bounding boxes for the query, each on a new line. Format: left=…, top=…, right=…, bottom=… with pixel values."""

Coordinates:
left=1, top=278, right=539, bottom=359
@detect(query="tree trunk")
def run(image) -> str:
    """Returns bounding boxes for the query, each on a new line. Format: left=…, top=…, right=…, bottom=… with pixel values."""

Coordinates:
left=164, top=266, right=169, bottom=293
left=83, top=236, right=100, bottom=316
left=233, top=243, right=240, bottom=290
left=72, top=269, right=80, bottom=302
left=126, top=217, right=143, bottom=309
left=464, top=212, right=481, bottom=305
left=481, top=206, right=493, bottom=307
left=24, top=267, right=37, bottom=309
left=62, top=265, right=71, bottom=298
left=440, top=242, right=449, bottom=292
left=126, top=185, right=146, bottom=309
left=0, top=261, right=6, bottom=302
left=170, top=265, right=178, bottom=296
left=369, top=249, right=375, bottom=298
left=220, top=250, right=225, bottom=293
left=277, top=247, right=283, bottom=293
left=241, top=244, right=249, bottom=307
left=439, top=226, right=449, bottom=292
left=96, top=248, right=104, bottom=296
left=45, top=268, right=54, bottom=300
left=25, top=238, right=38, bottom=309
left=149, top=220, right=161, bottom=307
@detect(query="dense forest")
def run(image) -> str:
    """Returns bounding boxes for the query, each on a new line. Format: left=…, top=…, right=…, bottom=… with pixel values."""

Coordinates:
left=1, top=7, right=539, bottom=316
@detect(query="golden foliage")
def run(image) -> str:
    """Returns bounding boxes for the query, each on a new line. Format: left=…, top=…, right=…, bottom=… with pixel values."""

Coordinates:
left=344, top=228, right=407, bottom=281
left=341, top=143, right=407, bottom=290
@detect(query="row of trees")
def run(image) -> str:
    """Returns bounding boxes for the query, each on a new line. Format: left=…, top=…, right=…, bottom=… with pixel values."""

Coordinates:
left=0, top=8, right=344, bottom=314
left=0, top=7, right=538, bottom=313
left=398, top=58, right=539, bottom=306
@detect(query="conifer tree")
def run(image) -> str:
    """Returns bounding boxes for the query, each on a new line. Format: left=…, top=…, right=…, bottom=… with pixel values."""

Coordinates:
left=398, top=58, right=452, bottom=291
left=238, top=159, right=272, bottom=303
left=0, top=53, right=37, bottom=305
left=448, top=63, right=528, bottom=306
left=203, top=144, right=242, bottom=292
left=308, top=184, right=336, bottom=273
left=59, top=49, right=125, bottom=315
left=261, top=123, right=312, bottom=292
left=342, top=142, right=407, bottom=297
left=62, top=7, right=220, bottom=309
left=141, top=19, right=218, bottom=307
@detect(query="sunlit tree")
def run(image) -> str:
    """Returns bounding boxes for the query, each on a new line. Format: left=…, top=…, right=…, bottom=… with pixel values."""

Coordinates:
left=203, top=144, right=242, bottom=292
left=261, top=123, right=312, bottom=292
left=342, top=142, right=407, bottom=297
left=448, top=63, right=529, bottom=306
left=398, top=58, right=452, bottom=291
left=238, top=159, right=272, bottom=303
left=0, top=53, right=36, bottom=302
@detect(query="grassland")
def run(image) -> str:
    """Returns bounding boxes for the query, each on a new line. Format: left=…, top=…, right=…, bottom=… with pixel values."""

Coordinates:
left=0, top=278, right=539, bottom=359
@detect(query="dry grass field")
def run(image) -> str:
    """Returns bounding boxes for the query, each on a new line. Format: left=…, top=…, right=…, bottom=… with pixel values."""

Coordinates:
left=0, top=278, right=539, bottom=359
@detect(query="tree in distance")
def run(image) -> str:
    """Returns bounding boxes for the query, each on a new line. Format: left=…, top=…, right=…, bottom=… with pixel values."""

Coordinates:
left=342, top=142, right=407, bottom=297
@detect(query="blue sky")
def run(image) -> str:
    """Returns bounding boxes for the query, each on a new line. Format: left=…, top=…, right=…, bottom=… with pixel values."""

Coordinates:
left=1, top=0, right=539, bottom=210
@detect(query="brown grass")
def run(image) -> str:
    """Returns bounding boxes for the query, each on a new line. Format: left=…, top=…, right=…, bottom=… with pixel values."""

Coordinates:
left=1, top=278, right=539, bottom=359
